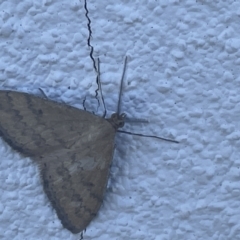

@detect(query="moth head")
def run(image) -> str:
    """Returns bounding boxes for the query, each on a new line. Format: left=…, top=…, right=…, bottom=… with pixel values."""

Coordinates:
left=109, top=113, right=126, bottom=129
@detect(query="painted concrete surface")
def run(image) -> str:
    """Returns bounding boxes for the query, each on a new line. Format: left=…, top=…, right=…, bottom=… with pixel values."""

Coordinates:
left=0, top=1, right=240, bottom=239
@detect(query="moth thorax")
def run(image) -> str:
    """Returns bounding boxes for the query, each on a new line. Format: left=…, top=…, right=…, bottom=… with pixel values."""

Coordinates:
left=107, top=113, right=126, bottom=130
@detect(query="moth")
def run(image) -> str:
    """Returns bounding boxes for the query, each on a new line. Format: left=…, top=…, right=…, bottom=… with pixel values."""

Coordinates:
left=0, top=57, right=178, bottom=234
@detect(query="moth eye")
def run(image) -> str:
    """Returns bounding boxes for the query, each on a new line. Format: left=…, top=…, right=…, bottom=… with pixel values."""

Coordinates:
left=119, top=121, right=124, bottom=128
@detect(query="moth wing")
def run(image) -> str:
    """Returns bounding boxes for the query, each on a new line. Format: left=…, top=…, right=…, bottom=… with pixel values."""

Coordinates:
left=0, top=90, right=110, bottom=157
left=0, top=90, right=116, bottom=233
left=40, top=125, right=115, bottom=233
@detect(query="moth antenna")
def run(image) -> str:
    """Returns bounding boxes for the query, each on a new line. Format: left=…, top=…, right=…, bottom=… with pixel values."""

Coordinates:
left=97, top=58, right=107, bottom=118
left=117, top=130, right=179, bottom=143
left=115, top=57, right=178, bottom=144
left=117, top=56, right=128, bottom=115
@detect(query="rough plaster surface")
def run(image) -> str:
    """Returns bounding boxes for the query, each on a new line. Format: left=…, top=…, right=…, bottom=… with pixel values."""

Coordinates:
left=0, top=0, right=240, bottom=239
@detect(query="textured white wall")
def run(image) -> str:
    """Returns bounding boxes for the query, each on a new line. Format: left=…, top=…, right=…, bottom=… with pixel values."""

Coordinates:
left=1, top=0, right=240, bottom=239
